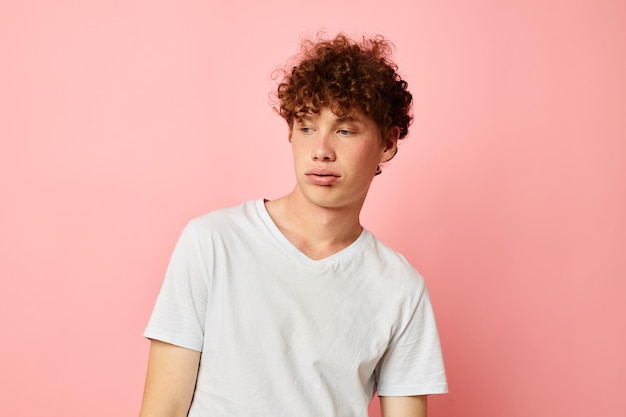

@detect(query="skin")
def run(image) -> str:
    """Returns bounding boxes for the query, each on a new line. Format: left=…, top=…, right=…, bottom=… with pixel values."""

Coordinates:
left=139, top=107, right=427, bottom=417
left=265, top=107, right=398, bottom=260
left=288, top=106, right=396, bottom=212
left=380, top=395, right=428, bottom=417
left=139, top=340, right=200, bottom=417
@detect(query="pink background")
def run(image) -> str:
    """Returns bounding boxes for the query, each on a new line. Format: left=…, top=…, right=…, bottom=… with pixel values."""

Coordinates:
left=1, top=1, right=625, bottom=416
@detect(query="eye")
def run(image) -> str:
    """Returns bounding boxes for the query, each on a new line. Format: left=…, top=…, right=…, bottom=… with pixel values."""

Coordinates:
left=299, top=127, right=314, bottom=133
left=337, top=129, right=352, bottom=136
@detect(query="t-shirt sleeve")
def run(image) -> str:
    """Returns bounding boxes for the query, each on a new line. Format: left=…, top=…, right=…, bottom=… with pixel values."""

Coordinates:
left=375, top=285, right=448, bottom=396
left=143, top=221, right=208, bottom=352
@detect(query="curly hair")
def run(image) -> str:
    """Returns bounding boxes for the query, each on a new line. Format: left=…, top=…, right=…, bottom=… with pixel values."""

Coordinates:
left=275, top=34, right=413, bottom=143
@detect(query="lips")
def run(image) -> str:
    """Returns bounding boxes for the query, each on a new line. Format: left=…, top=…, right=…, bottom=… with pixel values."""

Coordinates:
left=305, top=169, right=340, bottom=185
left=306, top=168, right=340, bottom=177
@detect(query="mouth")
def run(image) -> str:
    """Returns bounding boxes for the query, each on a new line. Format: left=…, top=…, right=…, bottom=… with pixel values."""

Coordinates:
left=305, top=170, right=340, bottom=185
left=305, top=169, right=340, bottom=177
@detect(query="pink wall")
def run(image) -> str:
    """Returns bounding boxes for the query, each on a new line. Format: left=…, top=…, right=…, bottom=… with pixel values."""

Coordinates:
left=1, top=1, right=624, bottom=416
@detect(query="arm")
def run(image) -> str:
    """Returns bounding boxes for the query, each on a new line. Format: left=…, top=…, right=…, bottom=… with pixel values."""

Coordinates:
left=380, top=395, right=428, bottom=417
left=139, top=340, right=201, bottom=417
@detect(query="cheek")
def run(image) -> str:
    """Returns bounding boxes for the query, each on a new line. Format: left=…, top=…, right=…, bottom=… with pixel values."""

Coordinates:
left=355, top=147, right=384, bottom=165
left=291, top=143, right=312, bottom=168
left=291, top=142, right=307, bottom=157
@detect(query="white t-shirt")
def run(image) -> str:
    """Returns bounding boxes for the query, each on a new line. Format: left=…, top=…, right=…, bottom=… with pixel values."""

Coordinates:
left=145, top=200, right=447, bottom=417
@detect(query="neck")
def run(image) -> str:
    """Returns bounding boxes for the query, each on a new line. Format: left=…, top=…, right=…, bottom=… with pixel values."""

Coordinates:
left=265, top=191, right=364, bottom=260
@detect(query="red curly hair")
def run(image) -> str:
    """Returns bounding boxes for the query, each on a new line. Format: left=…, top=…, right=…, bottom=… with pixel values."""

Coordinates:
left=276, top=34, right=413, bottom=144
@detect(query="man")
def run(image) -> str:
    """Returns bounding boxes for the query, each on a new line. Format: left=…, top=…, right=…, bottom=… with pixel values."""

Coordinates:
left=139, top=34, right=447, bottom=417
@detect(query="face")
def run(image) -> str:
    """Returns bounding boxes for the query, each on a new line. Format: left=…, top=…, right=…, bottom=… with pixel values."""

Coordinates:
left=289, top=106, right=398, bottom=211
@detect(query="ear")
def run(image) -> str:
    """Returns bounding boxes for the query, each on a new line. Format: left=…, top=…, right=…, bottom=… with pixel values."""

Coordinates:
left=380, top=126, right=400, bottom=163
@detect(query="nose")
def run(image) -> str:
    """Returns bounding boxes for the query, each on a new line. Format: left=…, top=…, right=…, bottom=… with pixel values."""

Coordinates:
left=311, top=130, right=336, bottom=161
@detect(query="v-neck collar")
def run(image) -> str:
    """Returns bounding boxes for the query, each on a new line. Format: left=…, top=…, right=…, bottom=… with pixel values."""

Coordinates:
left=255, top=199, right=369, bottom=267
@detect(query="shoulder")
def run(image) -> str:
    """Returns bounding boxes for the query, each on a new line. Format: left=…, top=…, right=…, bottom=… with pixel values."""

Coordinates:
left=188, top=199, right=262, bottom=234
left=172, top=200, right=265, bottom=252
left=361, top=231, right=426, bottom=294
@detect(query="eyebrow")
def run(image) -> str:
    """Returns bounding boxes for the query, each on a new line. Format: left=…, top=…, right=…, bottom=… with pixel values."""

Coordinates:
left=296, top=114, right=364, bottom=123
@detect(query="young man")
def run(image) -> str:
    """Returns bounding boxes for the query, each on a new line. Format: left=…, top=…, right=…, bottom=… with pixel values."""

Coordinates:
left=139, top=34, right=447, bottom=417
